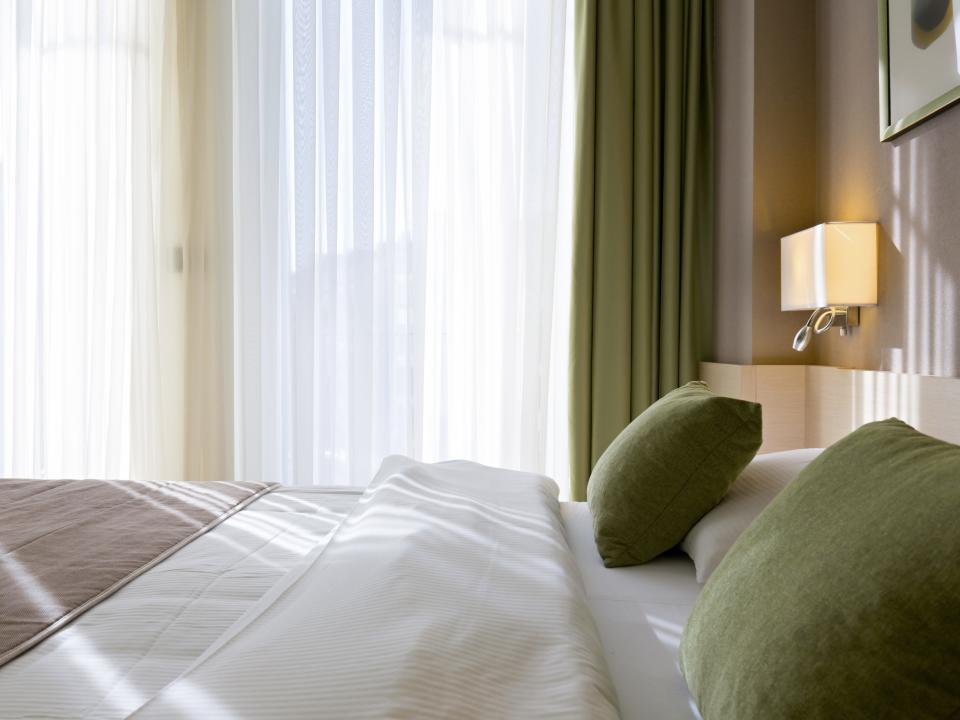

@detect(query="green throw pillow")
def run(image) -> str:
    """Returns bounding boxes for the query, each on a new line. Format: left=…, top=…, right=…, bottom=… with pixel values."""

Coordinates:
left=587, top=381, right=762, bottom=567
left=680, top=418, right=960, bottom=720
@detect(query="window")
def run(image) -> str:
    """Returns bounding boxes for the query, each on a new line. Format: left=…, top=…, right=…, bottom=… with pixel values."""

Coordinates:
left=232, top=0, right=575, bottom=492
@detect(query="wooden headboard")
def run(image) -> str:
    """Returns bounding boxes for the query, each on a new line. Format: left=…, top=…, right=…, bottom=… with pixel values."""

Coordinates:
left=700, top=362, right=960, bottom=453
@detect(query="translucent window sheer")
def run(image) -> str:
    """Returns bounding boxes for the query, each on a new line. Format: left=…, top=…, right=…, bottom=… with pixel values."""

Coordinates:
left=0, top=1, right=184, bottom=481
left=232, top=0, right=575, bottom=492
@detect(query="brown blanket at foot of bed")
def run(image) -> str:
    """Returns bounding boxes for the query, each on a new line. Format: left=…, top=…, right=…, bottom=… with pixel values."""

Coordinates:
left=0, top=477, right=276, bottom=667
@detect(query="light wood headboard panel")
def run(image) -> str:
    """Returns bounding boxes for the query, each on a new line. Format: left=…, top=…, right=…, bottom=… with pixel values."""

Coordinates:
left=700, top=362, right=960, bottom=452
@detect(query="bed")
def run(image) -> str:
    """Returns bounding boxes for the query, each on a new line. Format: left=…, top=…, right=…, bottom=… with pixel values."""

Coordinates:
left=0, top=460, right=702, bottom=720
left=563, top=503, right=701, bottom=720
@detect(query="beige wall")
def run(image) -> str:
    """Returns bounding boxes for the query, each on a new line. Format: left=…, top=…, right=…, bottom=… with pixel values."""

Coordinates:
left=752, top=0, right=818, bottom=363
left=713, top=0, right=754, bottom=365
left=713, top=0, right=960, bottom=376
left=816, top=0, right=960, bottom=375
left=712, top=0, right=818, bottom=365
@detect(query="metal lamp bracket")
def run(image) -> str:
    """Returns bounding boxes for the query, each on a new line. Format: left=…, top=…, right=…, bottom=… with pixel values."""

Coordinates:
left=792, top=306, right=861, bottom=351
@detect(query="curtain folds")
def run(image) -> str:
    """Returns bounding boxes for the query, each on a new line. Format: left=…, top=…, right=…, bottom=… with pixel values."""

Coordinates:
left=1, top=0, right=576, bottom=490
left=569, top=0, right=715, bottom=500
left=232, top=0, right=575, bottom=489
left=0, top=0, right=185, bottom=481
left=177, top=0, right=236, bottom=482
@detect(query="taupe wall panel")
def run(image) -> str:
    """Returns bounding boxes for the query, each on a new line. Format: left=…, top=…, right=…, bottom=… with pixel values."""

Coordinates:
left=712, top=0, right=817, bottom=365
left=713, top=0, right=754, bottom=364
left=816, top=0, right=960, bottom=375
left=752, top=0, right=818, bottom=363
left=713, top=0, right=960, bottom=376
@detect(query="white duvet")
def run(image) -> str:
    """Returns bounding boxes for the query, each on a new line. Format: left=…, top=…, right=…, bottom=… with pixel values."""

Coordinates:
left=134, top=457, right=618, bottom=719
left=0, top=458, right=618, bottom=719
left=0, top=488, right=360, bottom=719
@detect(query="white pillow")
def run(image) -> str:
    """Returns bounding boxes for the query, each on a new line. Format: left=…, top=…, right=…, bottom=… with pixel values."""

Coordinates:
left=681, top=448, right=822, bottom=583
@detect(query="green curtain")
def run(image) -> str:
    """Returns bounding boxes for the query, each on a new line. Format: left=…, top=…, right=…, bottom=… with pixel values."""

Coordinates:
left=569, top=0, right=715, bottom=501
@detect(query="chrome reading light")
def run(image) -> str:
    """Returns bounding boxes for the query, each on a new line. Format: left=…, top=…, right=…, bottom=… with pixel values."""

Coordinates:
left=791, top=306, right=856, bottom=351
left=781, top=222, right=878, bottom=352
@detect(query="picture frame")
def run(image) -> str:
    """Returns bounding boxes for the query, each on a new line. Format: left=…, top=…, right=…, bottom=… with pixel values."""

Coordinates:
left=878, top=0, right=960, bottom=141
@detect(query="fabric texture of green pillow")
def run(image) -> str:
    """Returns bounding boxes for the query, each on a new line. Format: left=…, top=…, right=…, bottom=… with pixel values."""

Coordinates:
left=680, top=418, right=960, bottom=720
left=586, top=381, right=762, bottom=567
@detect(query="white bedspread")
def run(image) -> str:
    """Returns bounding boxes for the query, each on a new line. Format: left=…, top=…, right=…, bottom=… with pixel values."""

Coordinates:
left=0, top=488, right=360, bottom=720
left=132, top=457, right=619, bottom=719
left=562, top=502, right=702, bottom=720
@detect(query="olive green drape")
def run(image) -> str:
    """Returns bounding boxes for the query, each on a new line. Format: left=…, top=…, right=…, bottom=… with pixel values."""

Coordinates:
left=569, top=0, right=715, bottom=501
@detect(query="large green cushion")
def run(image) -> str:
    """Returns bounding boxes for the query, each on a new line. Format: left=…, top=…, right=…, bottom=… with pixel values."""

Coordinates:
left=680, top=419, right=960, bottom=719
left=587, top=381, right=762, bottom=567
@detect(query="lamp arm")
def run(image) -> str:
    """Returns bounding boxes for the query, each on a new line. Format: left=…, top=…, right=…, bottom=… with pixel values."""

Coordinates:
left=813, top=307, right=837, bottom=334
left=801, top=308, right=821, bottom=330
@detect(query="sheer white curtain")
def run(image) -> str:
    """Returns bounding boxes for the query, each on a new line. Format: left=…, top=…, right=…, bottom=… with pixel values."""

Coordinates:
left=233, top=0, right=574, bottom=490
left=0, top=1, right=185, bottom=480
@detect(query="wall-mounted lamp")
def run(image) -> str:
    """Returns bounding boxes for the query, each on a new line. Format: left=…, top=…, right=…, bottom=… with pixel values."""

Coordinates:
left=781, top=222, right=878, bottom=352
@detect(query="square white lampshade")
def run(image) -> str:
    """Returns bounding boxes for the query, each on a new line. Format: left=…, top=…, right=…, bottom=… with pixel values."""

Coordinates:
left=780, top=222, right=878, bottom=311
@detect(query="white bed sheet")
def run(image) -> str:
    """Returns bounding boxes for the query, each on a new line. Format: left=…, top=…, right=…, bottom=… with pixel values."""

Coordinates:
left=562, top=501, right=702, bottom=720
left=133, top=458, right=618, bottom=719
left=0, top=488, right=361, bottom=720
left=1, top=485, right=702, bottom=720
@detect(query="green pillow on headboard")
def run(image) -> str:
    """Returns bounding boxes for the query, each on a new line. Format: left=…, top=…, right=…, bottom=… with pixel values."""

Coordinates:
left=680, top=418, right=960, bottom=719
left=587, top=381, right=762, bottom=567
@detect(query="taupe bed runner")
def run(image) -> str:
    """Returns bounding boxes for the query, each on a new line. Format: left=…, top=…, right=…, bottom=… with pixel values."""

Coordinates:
left=0, top=478, right=275, bottom=668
